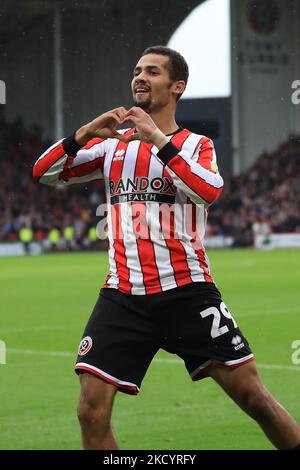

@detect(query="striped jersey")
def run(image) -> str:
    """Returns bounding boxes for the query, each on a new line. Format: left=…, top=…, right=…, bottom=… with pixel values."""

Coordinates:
left=33, top=127, right=224, bottom=295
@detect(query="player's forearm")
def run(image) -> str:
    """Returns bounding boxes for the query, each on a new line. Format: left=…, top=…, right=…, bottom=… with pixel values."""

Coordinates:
left=33, top=132, right=105, bottom=186
left=74, top=125, right=93, bottom=147
left=156, top=142, right=224, bottom=205
left=32, top=139, right=69, bottom=185
left=33, top=131, right=92, bottom=183
left=148, top=128, right=169, bottom=150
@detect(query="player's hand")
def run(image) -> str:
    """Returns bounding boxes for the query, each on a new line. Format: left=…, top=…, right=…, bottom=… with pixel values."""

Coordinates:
left=75, top=107, right=130, bottom=145
left=124, top=107, right=168, bottom=149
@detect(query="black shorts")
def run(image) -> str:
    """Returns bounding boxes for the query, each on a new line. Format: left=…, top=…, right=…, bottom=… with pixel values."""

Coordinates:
left=75, top=282, right=254, bottom=395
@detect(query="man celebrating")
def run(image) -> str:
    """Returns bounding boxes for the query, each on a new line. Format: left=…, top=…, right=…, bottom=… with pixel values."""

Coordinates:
left=33, top=46, right=300, bottom=450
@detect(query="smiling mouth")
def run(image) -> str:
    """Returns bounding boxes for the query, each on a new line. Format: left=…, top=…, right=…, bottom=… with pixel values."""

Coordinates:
left=134, top=88, right=150, bottom=94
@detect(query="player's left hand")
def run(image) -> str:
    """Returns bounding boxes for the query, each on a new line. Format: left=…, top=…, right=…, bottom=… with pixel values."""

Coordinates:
left=124, top=107, right=168, bottom=149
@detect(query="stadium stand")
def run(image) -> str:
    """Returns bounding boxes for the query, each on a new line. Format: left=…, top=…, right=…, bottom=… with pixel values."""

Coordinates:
left=207, top=135, right=300, bottom=246
left=0, top=117, right=107, bottom=250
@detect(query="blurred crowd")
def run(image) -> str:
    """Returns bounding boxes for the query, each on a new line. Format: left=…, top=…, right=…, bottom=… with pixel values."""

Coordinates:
left=207, top=135, right=300, bottom=246
left=0, top=117, right=299, bottom=250
left=0, top=116, right=107, bottom=251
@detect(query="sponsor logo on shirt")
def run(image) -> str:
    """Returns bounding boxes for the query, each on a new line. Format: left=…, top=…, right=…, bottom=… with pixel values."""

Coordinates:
left=109, top=177, right=176, bottom=205
left=109, top=177, right=175, bottom=194
left=113, top=149, right=125, bottom=161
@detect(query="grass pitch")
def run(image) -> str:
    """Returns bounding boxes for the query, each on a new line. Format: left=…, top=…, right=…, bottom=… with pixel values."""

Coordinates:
left=0, top=249, right=299, bottom=450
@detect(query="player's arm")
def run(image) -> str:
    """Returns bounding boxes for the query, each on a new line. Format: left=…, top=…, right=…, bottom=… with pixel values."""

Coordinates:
left=156, top=135, right=224, bottom=206
left=125, top=107, right=224, bottom=206
left=32, top=107, right=129, bottom=187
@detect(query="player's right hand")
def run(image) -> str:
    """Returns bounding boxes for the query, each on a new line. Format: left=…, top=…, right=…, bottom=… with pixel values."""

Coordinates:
left=75, top=107, right=130, bottom=145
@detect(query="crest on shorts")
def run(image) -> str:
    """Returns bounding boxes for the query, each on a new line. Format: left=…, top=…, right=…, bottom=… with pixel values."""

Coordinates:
left=78, top=336, right=93, bottom=356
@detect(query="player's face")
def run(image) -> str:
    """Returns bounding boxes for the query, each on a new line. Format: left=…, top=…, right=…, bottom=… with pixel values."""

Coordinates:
left=131, top=54, right=177, bottom=112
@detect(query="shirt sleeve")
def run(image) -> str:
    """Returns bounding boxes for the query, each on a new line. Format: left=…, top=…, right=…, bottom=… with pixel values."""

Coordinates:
left=156, top=136, right=224, bottom=206
left=32, top=134, right=106, bottom=187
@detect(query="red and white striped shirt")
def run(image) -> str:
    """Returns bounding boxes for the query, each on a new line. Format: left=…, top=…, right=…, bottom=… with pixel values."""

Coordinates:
left=33, top=128, right=224, bottom=295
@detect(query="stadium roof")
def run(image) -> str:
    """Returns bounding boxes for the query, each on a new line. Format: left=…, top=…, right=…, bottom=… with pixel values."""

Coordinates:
left=0, top=0, right=204, bottom=41
left=0, top=1, right=204, bottom=31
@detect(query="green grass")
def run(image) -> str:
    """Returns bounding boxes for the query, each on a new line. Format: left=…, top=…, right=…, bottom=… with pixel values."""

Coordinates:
left=0, top=249, right=299, bottom=449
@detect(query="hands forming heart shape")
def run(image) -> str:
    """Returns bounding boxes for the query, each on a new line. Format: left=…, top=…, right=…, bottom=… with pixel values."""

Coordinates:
left=76, top=106, right=156, bottom=145
left=75, top=106, right=168, bottom=150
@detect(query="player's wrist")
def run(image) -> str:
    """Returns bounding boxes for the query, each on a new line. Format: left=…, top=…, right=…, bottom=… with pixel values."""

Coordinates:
left=75, top=125, right=93, bottom=146
left=149, top=128, right=169, bottom=149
